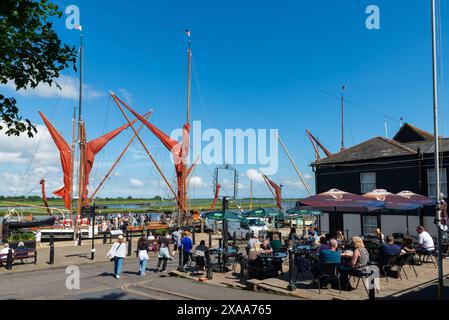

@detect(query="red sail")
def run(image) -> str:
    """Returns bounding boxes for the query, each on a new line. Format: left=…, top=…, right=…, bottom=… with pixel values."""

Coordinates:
left=39, top=179, right=52, bottom=215
left=210, top=184, right=221, bottom=211
left=82, top=117, right=140, bottom=204
left=263, top=175, right=282, bottom=210
left=117, top=97, right=190, bottom=208
left=39, top=112, right=72, bottom=210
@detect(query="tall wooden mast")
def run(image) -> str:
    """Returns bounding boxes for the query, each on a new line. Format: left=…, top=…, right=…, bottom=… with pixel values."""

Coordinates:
left=181, top=30, right=192, bottom=223
left=76, top=30, right=85, bottom=227
left=70, top=104, right=76, bottom=223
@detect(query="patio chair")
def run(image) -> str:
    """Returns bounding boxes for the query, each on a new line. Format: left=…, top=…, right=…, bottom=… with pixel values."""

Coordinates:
left=347, top=268, right=379, bottom=296
left=396, top=252, right=418, bottom=279
left=380, top=254, right=401, bottom=282
left=418, top=250, right=437, bottom=268
left=314, top=263, right=341, bottom=294
left=294, top=254, right=310, bottom=282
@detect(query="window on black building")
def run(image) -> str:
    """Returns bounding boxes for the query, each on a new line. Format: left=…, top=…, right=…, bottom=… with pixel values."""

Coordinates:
left=360, top=172, right=376, bottom=194
left=427, top=168, right=448, bottom=198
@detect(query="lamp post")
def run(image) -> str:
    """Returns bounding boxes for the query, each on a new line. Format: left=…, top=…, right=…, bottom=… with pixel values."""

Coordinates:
left=90, top=206, right=95, bottom=260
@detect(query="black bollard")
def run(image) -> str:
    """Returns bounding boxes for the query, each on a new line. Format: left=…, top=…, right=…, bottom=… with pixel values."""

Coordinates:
left=369, top=270, right=376, bottom=300
left=239, top=256, right=248, bottom=285
left=208, top=233, right=212, bottom=249
left=126, top=230, right=129, bottom=242
left=127, top=232, right=132, bottom=257
left=205, top=248, right=212, bottom=280
left=233, top=231, right=237, bottom=246
left=77, top=230, right=82, bottom=246
left=177, top=246, right=184, bottom=272
left=192, top=228, right=196, bottom=245
left=6, top=248, right=13, bottom=270
left=287, top=250, right=296, bottom=291
left=103, top=232, right=107, bottom=244
left=49, top=234, right=54, bottom=265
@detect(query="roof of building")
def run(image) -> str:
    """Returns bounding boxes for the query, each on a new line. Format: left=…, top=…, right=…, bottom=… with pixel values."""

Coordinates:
left=313, top=123, right=448, bottom=166
left=314, top=137, right=417, bottom=166
left=393, top=123, right=434, bottom=143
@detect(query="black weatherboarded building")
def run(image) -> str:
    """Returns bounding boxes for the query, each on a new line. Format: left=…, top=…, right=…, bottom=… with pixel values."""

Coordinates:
left=312, top=123, right=446, bottom=238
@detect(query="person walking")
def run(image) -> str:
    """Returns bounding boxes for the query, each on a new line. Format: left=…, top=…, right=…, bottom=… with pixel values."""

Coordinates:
left=35, top=229, right=42, bottom=249
left=172, top=229, right=182, bottom=257
left=180, top=231, right=193, bottom=271
left=156, top=232, right=171, bottom=273
left=106, top=235, right=127, bottom=279
left=136, top=233, right=149, bottom=276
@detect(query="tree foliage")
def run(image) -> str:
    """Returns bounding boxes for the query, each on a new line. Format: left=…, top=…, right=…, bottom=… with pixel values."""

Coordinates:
left=0, top=0, right=77, bottom=137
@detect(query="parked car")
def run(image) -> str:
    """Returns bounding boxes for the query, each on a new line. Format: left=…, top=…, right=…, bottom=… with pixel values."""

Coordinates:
left=246, top=218, right=269, bottom=236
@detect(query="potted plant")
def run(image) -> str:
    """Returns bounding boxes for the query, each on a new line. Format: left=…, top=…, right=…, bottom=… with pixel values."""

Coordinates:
left=6, top=231, right=36, bottom=250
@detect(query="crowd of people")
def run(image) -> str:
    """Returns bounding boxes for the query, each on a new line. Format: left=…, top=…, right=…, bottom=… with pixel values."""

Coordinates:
left=105, top=229, right=200, bottom=279
left=308, top=225, right=436, bottom=291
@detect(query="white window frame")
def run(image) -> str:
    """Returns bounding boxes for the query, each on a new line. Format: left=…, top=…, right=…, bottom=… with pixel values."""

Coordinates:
left=427, top=168, right=448, bottom=198
left=362, top=215, right=378, bottom=235
left=360, top=172, right=376, bottom=194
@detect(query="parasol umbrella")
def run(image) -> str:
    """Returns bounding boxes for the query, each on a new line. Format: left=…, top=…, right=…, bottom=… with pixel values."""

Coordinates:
left=202, top=210, right=248, bottom=222
left=296, top=189, right=385, bottom=212
left=396, top=190, right=437, bottom=234
left=364, top=189, right=429, bottom=235
left=363, top=189, right=424, bottom=210
left=244, top=207, right=283, bottom=219
left=396, top=191, right=436, bottom=206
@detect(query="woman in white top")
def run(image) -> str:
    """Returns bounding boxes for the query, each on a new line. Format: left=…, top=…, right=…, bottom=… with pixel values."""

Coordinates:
left=35, top=229, right=42, bottom=249
left=106, top=235, right=127, bottom=279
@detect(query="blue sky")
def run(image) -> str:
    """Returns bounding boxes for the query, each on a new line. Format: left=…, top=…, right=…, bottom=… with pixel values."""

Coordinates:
left=1, top=0, right=448, bottom=200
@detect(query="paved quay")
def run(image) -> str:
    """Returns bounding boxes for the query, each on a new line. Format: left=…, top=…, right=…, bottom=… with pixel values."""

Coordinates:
left=174, top=254, right=449, bottom=300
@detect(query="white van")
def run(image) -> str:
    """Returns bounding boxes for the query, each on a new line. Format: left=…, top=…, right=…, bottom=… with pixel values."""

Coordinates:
left=205, top=218, right=250, bottom=240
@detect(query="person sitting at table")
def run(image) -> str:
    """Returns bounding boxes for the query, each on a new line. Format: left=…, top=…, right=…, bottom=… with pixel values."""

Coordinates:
left=194, top=240, right=208, bottom=271
left=247, top=233, right=260, bottom=251
left=319, top=239, right=341, bottom=264
left=247, top=234, right=262, bottom=260
left=288, top=228, right=300, bottom=242
left=378, top=235, right=401, bottom=274
left=260, top=239, right=273, bottom=253
left=316, top=236, right=330, bottom=253
left=310, top=239, right=341, bottom=287
left=416, top=226, right=435, bottom=254
left=336, top=230, right=345, bottom=242
left=375, top=228, right=385, bottom=243
left=270, top=234, right=283, bottom=253
left=307, top=227, right=319, bottom=244
left=400, top=236, right=416, bottom=255
left=339, top=236, right=370, bottom=291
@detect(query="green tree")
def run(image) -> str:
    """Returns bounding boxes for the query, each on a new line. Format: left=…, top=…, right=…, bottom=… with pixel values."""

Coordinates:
left=0, top=0, right=77, bottom=137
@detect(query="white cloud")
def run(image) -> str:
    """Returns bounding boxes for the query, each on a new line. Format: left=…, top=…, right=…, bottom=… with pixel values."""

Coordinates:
left=0, top=124, right=59, bottom=166
left=118, top=88, right=132, bottom=105
left=3, top=75, right=104, bottom=100
left=246, top=169, right=264, bottom=182
left=189, top=176, right=208, bottom=188
left=283, top=179, right=306, bottom=189
left=304, top=173, right=314, bottom=180
left=130, top=178, right=144, bottom=188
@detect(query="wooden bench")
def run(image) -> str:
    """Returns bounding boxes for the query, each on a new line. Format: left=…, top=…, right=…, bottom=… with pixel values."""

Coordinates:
left=0, top=249, right=37, bottom=267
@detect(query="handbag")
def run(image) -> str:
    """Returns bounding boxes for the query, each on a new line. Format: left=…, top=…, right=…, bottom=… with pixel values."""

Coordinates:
left=109, top=243, right=123, bottom=261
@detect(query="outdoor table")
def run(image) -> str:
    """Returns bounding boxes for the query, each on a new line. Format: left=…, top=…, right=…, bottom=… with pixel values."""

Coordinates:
left=249, top=252, right=287, bottom=279
left=295, top=244, right=312, bottom=252
left=209, top=247, right=239, bottom=272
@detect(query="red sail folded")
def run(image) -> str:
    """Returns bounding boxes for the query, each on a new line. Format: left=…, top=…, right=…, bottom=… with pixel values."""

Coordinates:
left=263, top=175, right=282, bottom=210
left=82, top=117, right=140, bottom=205
left=117, top=97, right=190, bottom=209
left=39, top=112, right=72, bottom=210
left=210, top=184, right=221, bottom=211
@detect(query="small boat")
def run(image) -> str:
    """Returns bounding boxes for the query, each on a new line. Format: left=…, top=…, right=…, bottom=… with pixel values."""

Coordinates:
left=4, top=216, right=56, bottom=230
